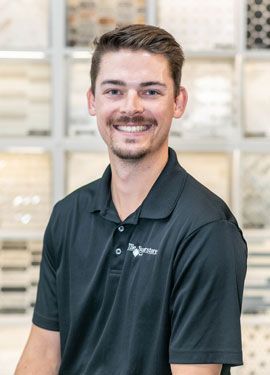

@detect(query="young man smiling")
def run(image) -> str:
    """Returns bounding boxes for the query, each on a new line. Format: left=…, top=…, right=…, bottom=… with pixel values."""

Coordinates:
left=16, top=25, right=247, bottom=375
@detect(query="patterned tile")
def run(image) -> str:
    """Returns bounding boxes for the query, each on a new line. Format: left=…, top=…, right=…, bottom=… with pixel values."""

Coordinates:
left=66, top=0, right=145, bottom=47
left=247, top=0, right=270, bottom=49
left=241, top=153, right=270, bottom=229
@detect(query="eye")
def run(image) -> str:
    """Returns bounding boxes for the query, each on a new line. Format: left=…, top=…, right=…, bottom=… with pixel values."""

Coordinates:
left=105, top=89, right=122, bottom=95
left=143, top=89, right=160, bottom=96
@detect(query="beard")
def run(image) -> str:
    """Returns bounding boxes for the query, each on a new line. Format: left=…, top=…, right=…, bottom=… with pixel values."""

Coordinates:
left=107, top=115, right=158, bottom=161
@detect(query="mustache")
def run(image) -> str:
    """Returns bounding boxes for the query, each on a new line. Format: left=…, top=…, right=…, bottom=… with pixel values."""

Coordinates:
left=108, top=116, right=158, bottom=127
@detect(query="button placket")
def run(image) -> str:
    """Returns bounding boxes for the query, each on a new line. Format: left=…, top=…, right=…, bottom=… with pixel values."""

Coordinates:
left=110, top=224, right=129, bottom=271
left=115, top=248, right=122, bottom=255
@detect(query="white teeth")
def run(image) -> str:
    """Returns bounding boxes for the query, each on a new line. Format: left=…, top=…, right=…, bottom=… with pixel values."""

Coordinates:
left=116, top=125, right=149, bottom=132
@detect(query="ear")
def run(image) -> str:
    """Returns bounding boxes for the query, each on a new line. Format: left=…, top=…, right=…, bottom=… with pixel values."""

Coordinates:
left=173, top=86, right=188, bottom=119
left=87, top=88, right=96, bottom=116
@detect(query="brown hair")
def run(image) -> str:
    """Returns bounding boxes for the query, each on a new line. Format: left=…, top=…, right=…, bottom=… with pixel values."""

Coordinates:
left=90, top=24, right=184, bottom=96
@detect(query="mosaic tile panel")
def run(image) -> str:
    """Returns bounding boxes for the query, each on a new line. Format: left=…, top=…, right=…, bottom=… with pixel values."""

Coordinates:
left=177, top=152, right=231, bottom=205
left=233, top=318, right=270, bottom=375
left=0, top=0, right=49, bottom=49
left=0, top=62, right=51, bottom=136
left=171, top=60, right=235, bottom=139
left=158, top=0, right=235, bottom=51
left=0, top=153, right=51, bottom=232
left=247, top=0, right=270, bottom=49
left=241, top=153, right=270, bottom=229
left=244, top=62, right=270, bottom=137
left=0, top=240, right=42, bottom=313
left=66, top=152, right=109, bottom=194
left=68, top=62, right=102, bottom=140
left=66, top=0, right=145, bottom=47
left=242, top=239, right=270, bottom=314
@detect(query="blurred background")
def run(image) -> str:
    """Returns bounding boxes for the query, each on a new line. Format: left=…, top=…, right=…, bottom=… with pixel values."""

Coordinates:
left=0, top=0, right=270, bottom=374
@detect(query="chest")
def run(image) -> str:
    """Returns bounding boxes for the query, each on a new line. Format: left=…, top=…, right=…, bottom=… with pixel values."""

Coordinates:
left=56, top=213, right=180, bottom=316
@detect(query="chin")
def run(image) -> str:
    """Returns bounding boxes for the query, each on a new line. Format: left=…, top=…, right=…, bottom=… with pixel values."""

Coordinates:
left=111, top=145, right=149, bottom=161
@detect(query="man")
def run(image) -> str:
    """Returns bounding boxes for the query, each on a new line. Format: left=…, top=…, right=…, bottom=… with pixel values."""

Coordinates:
left=16, top=25, right=247, bottom=375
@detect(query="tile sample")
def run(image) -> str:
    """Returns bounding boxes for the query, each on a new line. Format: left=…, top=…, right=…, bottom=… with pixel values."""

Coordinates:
left=0, top=152, right=51, bottom=232
left=247, top=0, right=270, bottom=49
left=242, top=239, right=270, bottom=315
left=0, top=62, right=51, bottom=136
left=66, top=0, right=145, bottom=47
left=0, top=240, right=42, bottom=313
left=177, top=152, right=231, bottom=205
left=67, top=61, right=102, bottom=140
left=158, top=0, right=235, bottom=51
left=171, top=60, right=235, bottom=139
left=66, top=152, right=109, bottom=194
left=241, top=153, right=270, bottom=229
left=0, top=0, right=49, bottom=49
left=244, top=62, right=270, bottom=137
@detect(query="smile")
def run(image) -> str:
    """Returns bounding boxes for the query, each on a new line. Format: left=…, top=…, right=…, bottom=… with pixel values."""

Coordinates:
left=113, top=125, right=152, bottom=133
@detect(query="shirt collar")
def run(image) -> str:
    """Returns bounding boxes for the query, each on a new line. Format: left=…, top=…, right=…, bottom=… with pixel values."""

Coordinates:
left=88, top=148, right=187, bottom=223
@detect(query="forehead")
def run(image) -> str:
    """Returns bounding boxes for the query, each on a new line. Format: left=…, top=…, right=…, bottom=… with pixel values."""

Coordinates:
left=96, top=49, right=171, bottom=84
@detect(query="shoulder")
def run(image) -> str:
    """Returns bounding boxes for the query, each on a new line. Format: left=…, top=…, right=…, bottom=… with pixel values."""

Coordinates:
left=47, top=179, right=100, bottom=232
left=55, top=179, right=99, bottom=214
left=174, top=171, right=242, bottom=239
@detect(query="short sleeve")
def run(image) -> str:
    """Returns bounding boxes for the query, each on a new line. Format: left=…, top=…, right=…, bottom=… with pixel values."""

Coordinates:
left=169, top=220, right=247, bottom=367
left=32, top=206, right=59, bottom=331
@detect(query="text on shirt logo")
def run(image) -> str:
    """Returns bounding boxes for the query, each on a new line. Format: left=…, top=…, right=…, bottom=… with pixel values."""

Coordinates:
left=127, top=243, right=158, bottom=257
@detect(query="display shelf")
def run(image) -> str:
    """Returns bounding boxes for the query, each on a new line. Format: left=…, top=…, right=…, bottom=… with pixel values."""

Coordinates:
left=0, top=51, right=50, bottom=60
left=0, top=0, right=269, bottom=323
left=0, top=239, right=42, bottom=313
left=0, top=138, right=54, bottom=150
left=0, top=231, right=44, bottom=241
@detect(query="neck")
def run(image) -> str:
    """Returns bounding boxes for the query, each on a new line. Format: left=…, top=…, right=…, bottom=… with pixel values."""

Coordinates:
left=110, top=148, right=169, bottom=222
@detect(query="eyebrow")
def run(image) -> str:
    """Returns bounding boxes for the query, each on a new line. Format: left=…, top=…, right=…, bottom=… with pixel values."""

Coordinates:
left=101, top=80, right=167, bottom=88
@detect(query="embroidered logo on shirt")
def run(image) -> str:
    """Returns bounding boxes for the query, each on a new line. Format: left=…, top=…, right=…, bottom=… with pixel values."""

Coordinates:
left=127, top=243, right=158, bottom=257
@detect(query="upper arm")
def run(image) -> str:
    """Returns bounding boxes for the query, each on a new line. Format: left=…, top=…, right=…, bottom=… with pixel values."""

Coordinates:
left=15, top=324, right=61, bottom=374
left=169, top=220, right=247, bottom=367
left=171, top=364, right=222, bottom=375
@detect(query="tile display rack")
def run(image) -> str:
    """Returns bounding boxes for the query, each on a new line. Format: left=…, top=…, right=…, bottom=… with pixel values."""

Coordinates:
left=0, top=0, right=270, bottom=318
left=0, top=240, right=42, bottom=313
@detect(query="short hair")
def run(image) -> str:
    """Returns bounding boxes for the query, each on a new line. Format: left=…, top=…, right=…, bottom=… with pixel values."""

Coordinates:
left=90, top=24, right=185, bottom=96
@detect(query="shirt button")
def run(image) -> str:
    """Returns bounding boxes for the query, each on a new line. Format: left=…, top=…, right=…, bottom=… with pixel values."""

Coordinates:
left=115, top=248, right=122, bottom=255
left=118, top=225, right=124, bottom=232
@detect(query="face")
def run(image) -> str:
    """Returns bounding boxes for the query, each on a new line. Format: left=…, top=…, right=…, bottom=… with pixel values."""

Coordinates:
left=87, top=49, right=187, bottom=162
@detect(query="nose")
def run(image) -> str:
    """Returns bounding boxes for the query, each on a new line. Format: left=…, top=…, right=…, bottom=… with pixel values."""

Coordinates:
left=120, top=90, right=144, bottom=115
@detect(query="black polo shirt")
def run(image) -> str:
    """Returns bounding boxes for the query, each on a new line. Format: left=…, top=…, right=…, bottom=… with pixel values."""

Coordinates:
left=33, top=148, right=247, bottom=375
